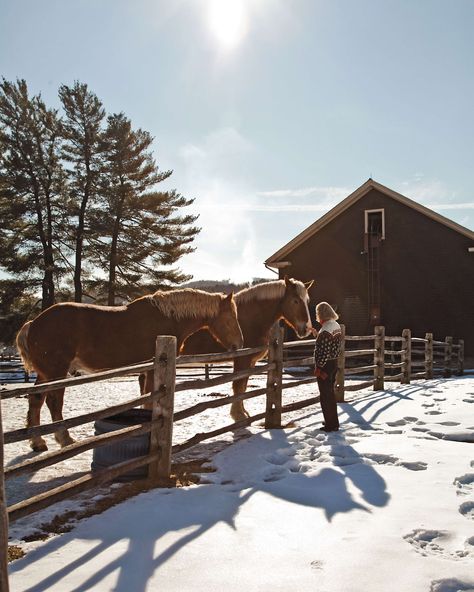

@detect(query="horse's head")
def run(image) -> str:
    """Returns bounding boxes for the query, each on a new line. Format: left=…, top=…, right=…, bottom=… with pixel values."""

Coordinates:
left=208, top=292, right=244, bottom=351
left=280, top=276, right=314, bottom=338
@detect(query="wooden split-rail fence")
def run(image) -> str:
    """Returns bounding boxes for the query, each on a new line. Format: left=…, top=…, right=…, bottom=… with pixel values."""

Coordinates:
left=0, top=324, right=465, bottom=590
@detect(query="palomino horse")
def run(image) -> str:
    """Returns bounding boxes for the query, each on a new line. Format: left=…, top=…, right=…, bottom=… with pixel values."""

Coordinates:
left=16, top=289, right=243, bottom=451
left=140, top=276, right=314, bottom=420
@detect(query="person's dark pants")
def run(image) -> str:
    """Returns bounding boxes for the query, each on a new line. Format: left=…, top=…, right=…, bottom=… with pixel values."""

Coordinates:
left=316, top=359, right=339, bottom=430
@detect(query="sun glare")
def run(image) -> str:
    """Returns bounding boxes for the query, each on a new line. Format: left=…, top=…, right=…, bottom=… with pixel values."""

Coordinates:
left=208, top=0, right=248, bottom=50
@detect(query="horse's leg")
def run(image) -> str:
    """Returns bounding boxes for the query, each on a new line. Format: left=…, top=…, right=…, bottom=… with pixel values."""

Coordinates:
left=46, top=388, right=75, bottom=447
left=230, top=356, right=254, bottom=421
left=141, top=370, right=154, bottom=410
left=27, top=391, right=48, bottom=451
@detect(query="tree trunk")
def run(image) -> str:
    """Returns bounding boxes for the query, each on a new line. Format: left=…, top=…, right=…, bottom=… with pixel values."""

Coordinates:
left=107, top=217, right=120, bottom=306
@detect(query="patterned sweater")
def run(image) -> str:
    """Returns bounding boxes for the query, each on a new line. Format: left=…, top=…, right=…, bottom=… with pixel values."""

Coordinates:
left=314, top=319, right=342, bottom=367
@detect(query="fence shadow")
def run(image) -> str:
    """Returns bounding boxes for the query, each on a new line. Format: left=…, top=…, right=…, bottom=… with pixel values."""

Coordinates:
left=9, top=426, right=389, bottom=592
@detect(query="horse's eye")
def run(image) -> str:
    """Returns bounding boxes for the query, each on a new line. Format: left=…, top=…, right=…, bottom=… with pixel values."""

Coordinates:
left=293, top=298, right=299, bottom=305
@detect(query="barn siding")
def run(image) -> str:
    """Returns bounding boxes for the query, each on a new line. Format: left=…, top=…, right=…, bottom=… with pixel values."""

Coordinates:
left=278, top=188, right=474, bottom=354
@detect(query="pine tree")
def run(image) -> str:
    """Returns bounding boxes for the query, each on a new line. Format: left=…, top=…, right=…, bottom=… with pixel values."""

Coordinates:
left=89, top=113, right=199, bottom=305
left=59, top=82, right=105, bottom=302
left=0, top=79, right=66, bottom=309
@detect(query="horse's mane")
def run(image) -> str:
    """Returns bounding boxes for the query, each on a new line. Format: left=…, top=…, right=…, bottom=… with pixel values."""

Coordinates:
left=150, top=288, right=224, bottom=320
left=235, top=279, right=307, bottom=305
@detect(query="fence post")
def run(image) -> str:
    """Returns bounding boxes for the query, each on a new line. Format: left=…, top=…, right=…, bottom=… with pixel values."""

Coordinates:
left=148, top=335, right=176, bottom=484
left=401, top=329, right=411, bottom=384
left=0, top=401, right=10, bottom=592
left=335, top=324, right=346, bottom=402
left=425, top=332, right=433, bottom=380
left=457, top=339, right=464, bottom=376
left=374, top=325, right=385, bottom=391
left=444, top=336, right=453, bottom=378
left=265, top=323, right=284, bottom=429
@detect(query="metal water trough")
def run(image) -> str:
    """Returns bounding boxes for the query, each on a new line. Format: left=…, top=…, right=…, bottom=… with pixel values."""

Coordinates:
left=91, top=409, right=152, bottom=481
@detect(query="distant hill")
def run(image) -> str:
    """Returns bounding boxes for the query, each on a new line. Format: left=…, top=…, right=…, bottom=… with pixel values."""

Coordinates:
left=183, top=278, right=274, bottom=294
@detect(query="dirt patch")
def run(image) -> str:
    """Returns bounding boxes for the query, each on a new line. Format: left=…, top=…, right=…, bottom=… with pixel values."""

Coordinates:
left=8, top=544, right=25, bottom=562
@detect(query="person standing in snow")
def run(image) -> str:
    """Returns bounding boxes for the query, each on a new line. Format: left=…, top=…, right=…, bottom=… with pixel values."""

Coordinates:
left=312, top=302, right=342, bottom=432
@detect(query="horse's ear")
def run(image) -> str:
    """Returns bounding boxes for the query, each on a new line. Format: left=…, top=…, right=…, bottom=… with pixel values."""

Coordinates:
left=225, top=292, right=234, bottom=302
left=305, top=280, right=315, bottom=290
left=284, top=275, right=292, bottom=287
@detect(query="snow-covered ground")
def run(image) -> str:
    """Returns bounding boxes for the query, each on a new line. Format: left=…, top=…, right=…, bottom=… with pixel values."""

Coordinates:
left=3, top=371, right=474, bottom=592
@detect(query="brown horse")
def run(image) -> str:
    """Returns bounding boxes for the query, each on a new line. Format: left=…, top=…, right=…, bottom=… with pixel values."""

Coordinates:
left=16, top=289, right=243, bottom=451
left=140, top=276, right=314, bottom=420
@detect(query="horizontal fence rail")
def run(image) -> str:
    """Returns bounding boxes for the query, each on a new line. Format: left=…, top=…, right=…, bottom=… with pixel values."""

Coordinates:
left=0, top=323, right=465, bottom=590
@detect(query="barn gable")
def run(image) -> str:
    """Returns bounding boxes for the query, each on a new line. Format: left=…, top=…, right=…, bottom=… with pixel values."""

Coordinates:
left=265, top=179, right=474, bottom=267
left=264, top=179, right=474, bottom=355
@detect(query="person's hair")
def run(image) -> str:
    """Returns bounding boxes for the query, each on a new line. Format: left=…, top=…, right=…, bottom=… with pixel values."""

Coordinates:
left=315, top=301, right=339, bottom=322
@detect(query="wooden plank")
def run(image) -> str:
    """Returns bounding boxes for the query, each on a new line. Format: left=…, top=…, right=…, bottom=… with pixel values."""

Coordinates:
left=374, top=325, right=385, bottom=390
left=344, top=380, right=375, bottom=392
left=0, top=361, right=155, bottom=400
left=281, top=395, right=320, bottom=413
left=335, top=324, right=346, bottom=402
left=283, top=339, right=316, bottom=349
left=444, top=336, right=453, bottom=377
left=174, top=364, right=272, bottom=393
left=176, top=346, right=265, bottom=366
left=345, top=349, right=377, bottom=358
left=425, top=333, right=434, bottom=380
left=385, top=373, right=404, bottom=382
left=265, top=324, right=284, bottom=429
left=5, top=422, right=155, bottom=480
left=384, top=362, right=405, bottom=369
left=345, top=335, right=377, bottom=341
left=0, top=344, right=269, bottom=400
left=0, top=399, right=10, bottom=591
left=174, top=386, right=268, bottom=423
left=401, top=329, right=411, bottom=385
left=172, top=412, right=267, bottom=455
left=283, top=357, right=313, bottom=368
left=8, top=453, right=160, bottom=523
left=149, top=336, right=176, bottom=483
left=456, top=339, right=464, bottom=376
left=384, top=349, right=402, bottom=356
left=345, top=365, right=377, bottom=375
left=4, top=393, right=153, bottom=445
left=383, top=336, right=403, bottom=342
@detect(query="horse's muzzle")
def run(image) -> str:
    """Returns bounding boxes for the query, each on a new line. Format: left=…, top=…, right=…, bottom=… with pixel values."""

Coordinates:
left=296, top=324, right=312, bottom=339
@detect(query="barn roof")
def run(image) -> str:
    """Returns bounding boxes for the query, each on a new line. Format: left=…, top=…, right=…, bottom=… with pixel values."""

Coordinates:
left=265, top=178, right=474, bottom=267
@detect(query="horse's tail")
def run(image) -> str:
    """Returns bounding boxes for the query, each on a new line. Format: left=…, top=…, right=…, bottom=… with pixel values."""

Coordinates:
left=16, top=321, right=34, bottom=373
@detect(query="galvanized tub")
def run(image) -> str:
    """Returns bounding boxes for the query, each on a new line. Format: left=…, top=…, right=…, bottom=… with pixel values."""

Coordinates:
left=91, top=409, right=152, bottom=482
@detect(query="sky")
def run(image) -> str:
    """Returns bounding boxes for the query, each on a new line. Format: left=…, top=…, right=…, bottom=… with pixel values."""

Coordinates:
left=1, top=0, right=473, bottom=282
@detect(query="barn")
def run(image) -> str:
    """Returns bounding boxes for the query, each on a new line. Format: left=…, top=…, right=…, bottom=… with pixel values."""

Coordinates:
left=265, top=179, right=474, bottom=355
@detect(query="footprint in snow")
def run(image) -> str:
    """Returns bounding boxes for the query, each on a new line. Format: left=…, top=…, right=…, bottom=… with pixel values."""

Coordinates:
left=262, top=466, right=288, bottom=482
left=386, top=419, right=408, bottom=427
left=310, top=559, right=324, bottom=570
left=437, top=421, right=461, bottom=426
left=425, top=410, right=443, bottom=415
left=459, top=501, right=474, bottom=520
left=362, top=453, right=427, bottom=471
left=453, top=473, right=474, bottom=495
left=403, top=529, right=474, bottom=560
left=430, top=578, right=474, bottom=592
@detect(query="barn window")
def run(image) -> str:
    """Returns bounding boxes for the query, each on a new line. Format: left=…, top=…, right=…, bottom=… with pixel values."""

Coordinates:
left=364, top=209, right=385, bottom=240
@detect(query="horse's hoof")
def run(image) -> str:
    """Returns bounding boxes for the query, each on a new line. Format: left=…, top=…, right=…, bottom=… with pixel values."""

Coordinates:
left=56, top=434, right=75, bottom=448
left=31, top=440, right=48, bottom=452
left=231, top=411, right=250, bottom=422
